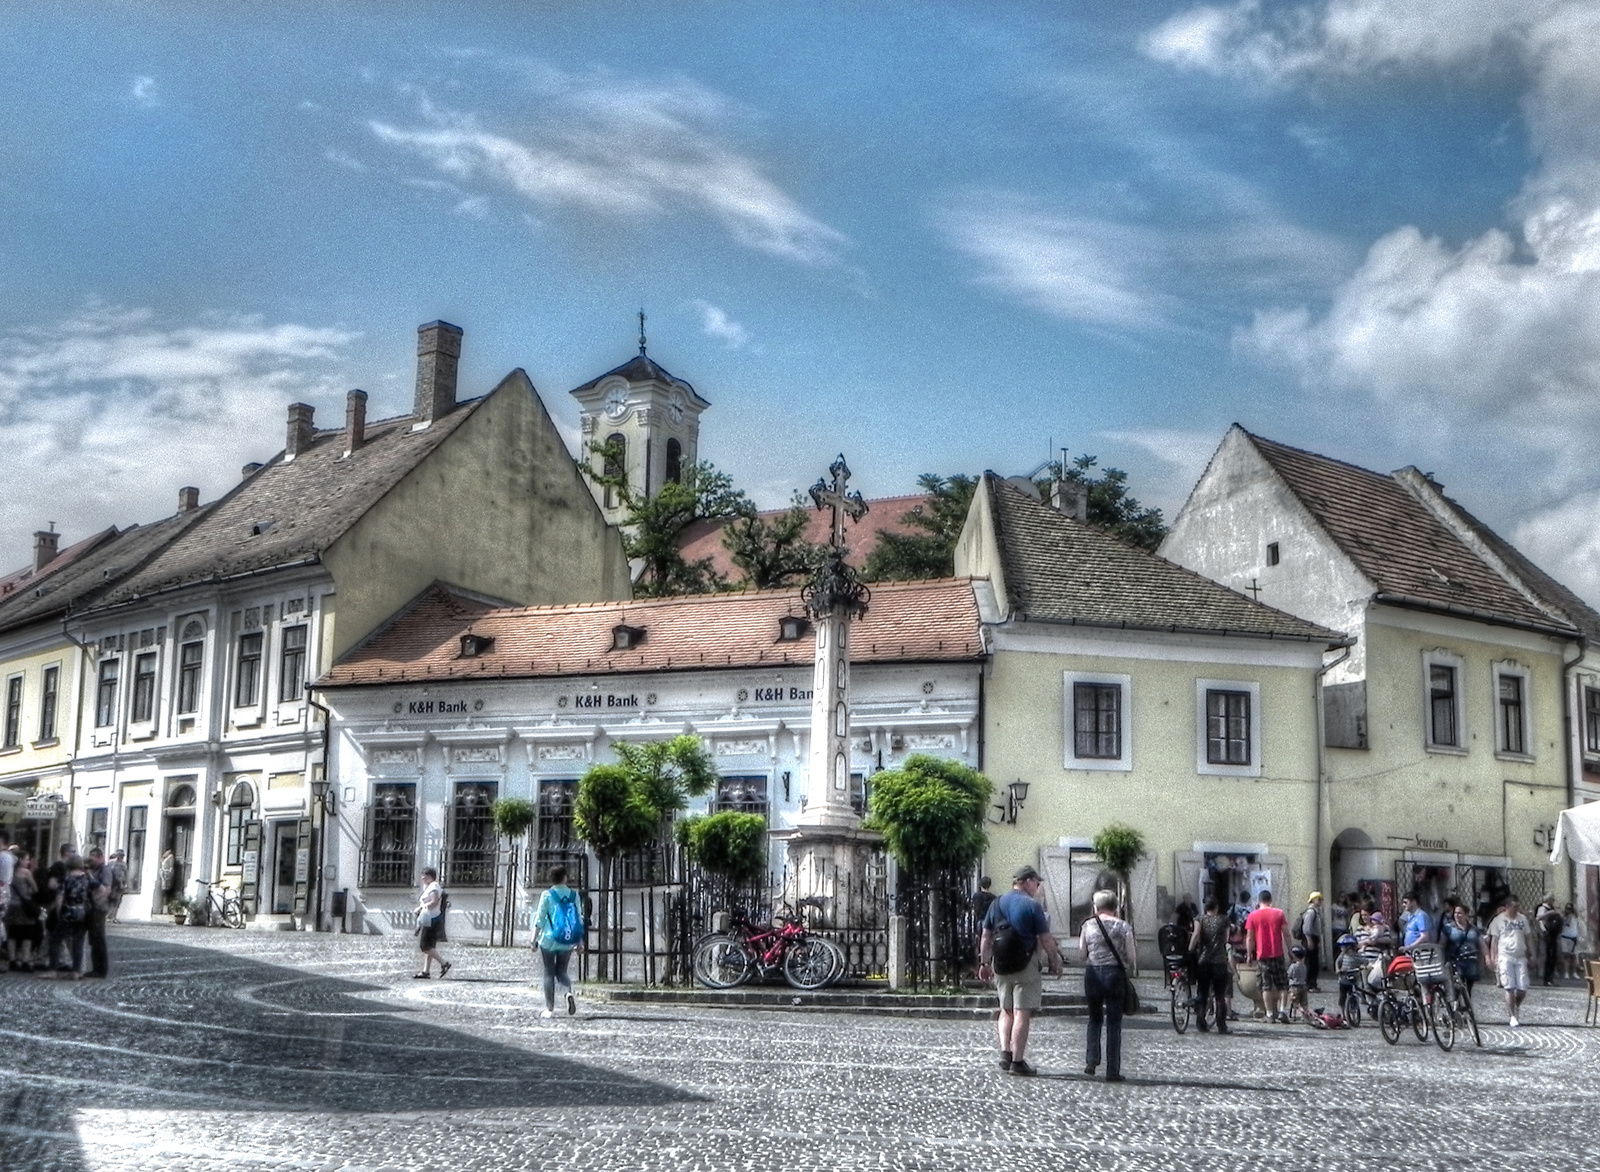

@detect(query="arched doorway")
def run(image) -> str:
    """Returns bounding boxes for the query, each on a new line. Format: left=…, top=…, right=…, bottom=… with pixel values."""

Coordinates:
left=162, top=782, right=197, bottom=910
left=1330, top=827, right=1377, bottom=909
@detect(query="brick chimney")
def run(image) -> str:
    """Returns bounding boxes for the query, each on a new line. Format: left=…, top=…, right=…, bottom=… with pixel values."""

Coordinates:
left=1050, top=479, right=1088, bottom=522
left=285, top=403, right=315, bottom=457
left=178, top=486, right=200, bottom=513
left=344, top=389, right=367, bottom=455
left=413, top=321, right=463, bottom=425
left=32, top=529, right=59, bottom=573
left=242, top=462, right=264, bottom=480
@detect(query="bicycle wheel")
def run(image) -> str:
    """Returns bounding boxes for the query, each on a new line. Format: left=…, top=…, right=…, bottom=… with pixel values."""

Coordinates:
left=1378, top=996, right=1402, bottom=1045
left=221, top=898, right=245, bottom=930
left=1171, top=977, right=1192, bottom=1034
left=783, top=940, right=837, bottom=990
left=1409, top=993, right=1430, bottom=1042
left=1459, top=995, right=1481, bottom=1047
left=816, top=937, right=847, bottom=986
left=1430, top=991, right=1456, bottom=1052
left=1341, top=989, right=1361, bottom=1028
left=692, top=935, right=753, bottom=989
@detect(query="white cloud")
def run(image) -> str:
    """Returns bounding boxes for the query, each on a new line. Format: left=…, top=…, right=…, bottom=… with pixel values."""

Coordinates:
left=367, top=71, right=846, bottom=266
left=1514, top=489, right=1600, bottom=611
left=0, top=305, right=358, bottom=571
left=130, top=76, right=158, bottom=107
left=689, top=300, right=750, bottom=349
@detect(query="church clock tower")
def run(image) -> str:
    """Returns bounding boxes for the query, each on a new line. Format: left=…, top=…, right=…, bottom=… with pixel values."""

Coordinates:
left=569, top=317, right=711, bottom=526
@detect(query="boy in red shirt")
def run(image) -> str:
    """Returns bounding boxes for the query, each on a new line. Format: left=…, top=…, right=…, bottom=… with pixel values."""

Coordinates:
left=1245, top=889, right=1292, bottom=1023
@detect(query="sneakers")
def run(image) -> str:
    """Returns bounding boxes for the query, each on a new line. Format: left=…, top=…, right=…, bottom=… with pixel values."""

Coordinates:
left=412, top=971, right=430, bottom=979
left=998, top=1050, right=1013, bottom=1072
left=540, top=1008, right=554, bottom=1019
left=566, top=991, right=577, bottom=1016
left=1106, top=1074, right=1126, bottom=1083
left=1509, top=1015, right=1521, bottom=1028
left=438, top=961, right=452, bottom=979
left=1010, top=1059, right=1037, bottom=1077
left=1084, top=1064, right=1097, bottom=1076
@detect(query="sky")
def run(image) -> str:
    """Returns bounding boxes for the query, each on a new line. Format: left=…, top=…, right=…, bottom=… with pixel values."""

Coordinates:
left=4, top=2, right=1600, bottom=602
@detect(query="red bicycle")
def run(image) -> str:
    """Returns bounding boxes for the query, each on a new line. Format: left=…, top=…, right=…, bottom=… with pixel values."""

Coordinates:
left=692, top=907, right=843, bottom=990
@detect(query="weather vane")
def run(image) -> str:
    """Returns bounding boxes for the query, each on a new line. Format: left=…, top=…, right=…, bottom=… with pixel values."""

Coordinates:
left=638, top=309, right=647, bottom=356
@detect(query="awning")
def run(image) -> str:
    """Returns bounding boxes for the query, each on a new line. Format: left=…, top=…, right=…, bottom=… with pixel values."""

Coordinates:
left=1549, top=801, right=1600, bottom=866
left=0, top=789, right=25, bottom=819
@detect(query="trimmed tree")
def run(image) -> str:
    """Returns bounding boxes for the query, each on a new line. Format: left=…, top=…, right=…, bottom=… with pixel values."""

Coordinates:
left=490, top=798, right=537, bottom=947
left=1091, top=822, right=1146, bottom=919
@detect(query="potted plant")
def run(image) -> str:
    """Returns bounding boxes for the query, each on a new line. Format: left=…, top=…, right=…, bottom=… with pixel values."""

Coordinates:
left=186, top=896, right=210, bottom=927
left=166, top=898, right=188, bottom=925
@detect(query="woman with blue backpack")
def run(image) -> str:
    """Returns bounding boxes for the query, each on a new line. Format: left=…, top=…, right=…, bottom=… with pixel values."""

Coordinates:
left=533, top=865, right=585, bottom=1018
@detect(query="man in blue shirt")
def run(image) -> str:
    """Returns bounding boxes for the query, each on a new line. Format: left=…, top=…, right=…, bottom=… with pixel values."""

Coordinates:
left=1401, top=891, right=1433, bottom=948
left=977, top=865, right=1062, bottom=1076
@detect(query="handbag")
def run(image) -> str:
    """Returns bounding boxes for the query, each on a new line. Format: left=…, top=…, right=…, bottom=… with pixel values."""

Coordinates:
left=1091, top=907, right=1140, bottom=1014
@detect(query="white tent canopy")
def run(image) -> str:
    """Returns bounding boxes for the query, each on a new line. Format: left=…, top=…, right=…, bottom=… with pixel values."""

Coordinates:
left=1549, top=801, right=1600, bottom=866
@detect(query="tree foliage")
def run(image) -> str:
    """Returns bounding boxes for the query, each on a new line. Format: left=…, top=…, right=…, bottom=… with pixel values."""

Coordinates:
left=864, top=754, right=992, bottom=879
left=722, top=494, right=826, bottom=590
left=677, top=811, right=769, bottom=882
left=862, top=473, right=979, bottom=582
left=1040, top=455, right=1167, bottom=552
left=1092, top=822, right=1146, bottom=916
left=572, top=764, right=660, bottom=860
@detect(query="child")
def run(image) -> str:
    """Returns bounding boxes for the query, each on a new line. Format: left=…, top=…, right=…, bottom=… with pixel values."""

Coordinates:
left=1335, top=933, right=1364, bottom=1005
left=1287, top=945, right=1309, bottom=1020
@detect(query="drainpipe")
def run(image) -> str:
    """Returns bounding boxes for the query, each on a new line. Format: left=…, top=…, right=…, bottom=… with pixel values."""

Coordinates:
left=306, top=688, right=332, bottom=932
left=1561, top=639, right=1586, bottom=909
left=1314, top=644, right=1353, bottom=971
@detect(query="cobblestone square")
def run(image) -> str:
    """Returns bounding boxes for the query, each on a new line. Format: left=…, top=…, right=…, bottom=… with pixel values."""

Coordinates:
left=2, top=926, right=1596, bottom=1172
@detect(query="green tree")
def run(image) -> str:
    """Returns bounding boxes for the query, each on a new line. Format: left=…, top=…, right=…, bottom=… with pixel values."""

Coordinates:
left=1091, top=822, right=1146, bottom=918
left=1041, top=455, right=1167, bottom=551
left=490, top=798, right=538, bottom=947
left=861, top=473, right=978, bottom=582
left=865, top=754, right=992, bottom=879
left=677, top=811, right=769, bottom=884
left=722, top=494, right=826, bottom=590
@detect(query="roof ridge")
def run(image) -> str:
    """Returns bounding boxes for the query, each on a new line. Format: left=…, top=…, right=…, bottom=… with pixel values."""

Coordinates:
left=1244, top=428, right=1398, bottom=483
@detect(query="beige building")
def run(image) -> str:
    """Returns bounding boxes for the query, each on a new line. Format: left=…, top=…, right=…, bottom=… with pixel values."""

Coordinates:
left=1162, top=427, right=1594, bottom=933
left=956, top=473, right=1346, bottom=962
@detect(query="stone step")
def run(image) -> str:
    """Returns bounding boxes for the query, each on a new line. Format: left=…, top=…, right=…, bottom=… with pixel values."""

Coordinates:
left=245, top=914, right=297, bottom=932
left=594, top=984, right=1099, bottom=1018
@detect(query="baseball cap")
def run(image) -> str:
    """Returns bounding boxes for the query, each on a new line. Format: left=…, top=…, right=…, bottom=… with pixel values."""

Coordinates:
left=1012, top=865, right=1041, bottom=883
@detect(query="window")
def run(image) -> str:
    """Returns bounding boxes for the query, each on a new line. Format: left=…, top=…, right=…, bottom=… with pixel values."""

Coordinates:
left=96, top=658, right=120, bottom=727
left=124, top=806, right=147, bottom=894
left=1266, top=542, right=1281, bottom=566
left=87, top=807, right=108, bottom=854
left=38, top=664, right=58, bottom=741
left=665, top=437, right=682, bottom=484
left=178, top=641, right=204, bottom=714
left=132, top=652, right=157, bottom=723
left=167, top=783, right=197, bottom=809
left=1429, top=663, right=1459, bottom=747
left=3, top=675, right=20, bottom=749
left=226, top=781, right=255, bottom=866
left=713, top=775, right=769, bottom=816
left=850, top=772, right=870, bottom=817
left=446, top=782, right=497, bottom=887
left=363, top=784, right=417, bottom=887
left=1587, top=687, right=1600, bottom=755
left=611, top=625, right=646, bottom=651
left=235, top=632, right=263, bottom=707
left=1206, top=690, right=1252, bottom=765
left=532, top=780, right=584, bottom=886
left=1073, top=683, right=1121, bottom=759
left=777, top=615, right=810, bottom=642
left=602, top=432, right=626, bottom=508
left=279, top=625, right=307, bottom=702
left=1497, top=671, right=1528, bottom=756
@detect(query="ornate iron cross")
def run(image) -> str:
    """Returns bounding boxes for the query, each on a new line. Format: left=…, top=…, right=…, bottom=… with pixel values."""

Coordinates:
left=809, top=454, right=868, bottom=552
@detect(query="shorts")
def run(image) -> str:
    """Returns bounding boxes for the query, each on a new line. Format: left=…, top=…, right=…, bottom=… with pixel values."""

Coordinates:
left=1257, top=956, right=1289, bottom=991
left=1498, top=956, right=1529, bottom=992
left=995, top=961, right=1043, bottom=1012
left=419, top=924, right=441, bottom=951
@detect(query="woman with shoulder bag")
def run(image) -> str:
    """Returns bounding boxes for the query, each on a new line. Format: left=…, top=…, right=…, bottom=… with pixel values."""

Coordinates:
left=1080, top=889, right=1138, bottom=1083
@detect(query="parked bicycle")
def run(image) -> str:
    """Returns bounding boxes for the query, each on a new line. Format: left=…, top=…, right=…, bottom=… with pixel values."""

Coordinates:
left=193, top=880, right=246, bottom=929
left=1157, top=925, right=1193, bottom=1034
left=692, top=906, right=844, bottom=990
left=1417, top=947, right=1482, bottom=1051
left=1376, top=952, right=1430, bottom=1045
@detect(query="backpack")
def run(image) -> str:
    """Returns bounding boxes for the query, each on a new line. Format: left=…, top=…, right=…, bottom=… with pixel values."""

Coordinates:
left=60, top=872, right=91, bottom=924
left=547, top=888, right=582, bottom=947
left=989, top=904, right=1034, bottom=975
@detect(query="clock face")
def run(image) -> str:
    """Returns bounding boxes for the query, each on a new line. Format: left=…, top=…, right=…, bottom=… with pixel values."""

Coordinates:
left=668, top=390, right=686, bottom=422
left=604, top=386, right=629, bottom=419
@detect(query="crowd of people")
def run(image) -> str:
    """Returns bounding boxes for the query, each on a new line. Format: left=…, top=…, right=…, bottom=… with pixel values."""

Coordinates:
left=0, top=841, right=126, bottom=979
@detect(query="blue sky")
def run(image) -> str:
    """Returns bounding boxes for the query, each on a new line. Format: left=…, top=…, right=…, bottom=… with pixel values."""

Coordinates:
left=5, top=2, right=1600, bottom=600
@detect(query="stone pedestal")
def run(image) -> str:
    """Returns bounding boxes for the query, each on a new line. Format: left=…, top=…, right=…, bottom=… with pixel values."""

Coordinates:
left=771, top=824, right=883, bottom=925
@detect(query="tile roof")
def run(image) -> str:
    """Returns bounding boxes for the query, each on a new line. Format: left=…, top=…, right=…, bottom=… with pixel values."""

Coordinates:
left=676, top=494, right=932, bottom=585
left=0, top=527, right=119, bottom=607
left=319, top=577, right=984, bottom=687
left=985, top=473, right=1342, bottom=642
left=89, top=394, right=490, bottom=609
left=1243, top=431, right=1575, bottom=634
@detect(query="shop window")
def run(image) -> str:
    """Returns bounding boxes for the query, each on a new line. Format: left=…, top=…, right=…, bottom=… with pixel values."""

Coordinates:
left=226, top=781, right=255, bottom=867
left=446, top=782, right=497, bottom=887
left=124, top=806, right=147, bottom=893
left=279, top=625, right=307, bottom=703
left=95, top=659, right=120, bottom=727
left=713, top=775, right=768, bottom=817
left=38, top=664, right=58, bottom=742
left=178, top=641, right=204, bottom=714
left=363, top=784, right=417, bottom=887
left=235, top=633, right=263, bottom=708
left=532, top=780, right=584, bottom=886
left=1497, top=672, right=1528, bottom=756
left=131, top=652, right=157, bottom=723
left=3, top=675, right=20, bottom=748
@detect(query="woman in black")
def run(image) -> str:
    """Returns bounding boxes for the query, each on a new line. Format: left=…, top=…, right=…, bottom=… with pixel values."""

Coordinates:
left=1188, top=894, right=1233, bottom=1033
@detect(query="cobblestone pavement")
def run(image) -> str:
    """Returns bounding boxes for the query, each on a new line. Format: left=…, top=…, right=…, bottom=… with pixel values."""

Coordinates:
left=3, top=925, right=1598, bottom=1172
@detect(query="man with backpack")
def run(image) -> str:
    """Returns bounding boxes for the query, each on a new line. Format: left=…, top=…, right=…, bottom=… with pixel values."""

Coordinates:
left=976, top=865, right=1062, bottom=1076
left=533, top=865, right=585, bottom=1018
left=1295, top=892, right=1323, bottom=991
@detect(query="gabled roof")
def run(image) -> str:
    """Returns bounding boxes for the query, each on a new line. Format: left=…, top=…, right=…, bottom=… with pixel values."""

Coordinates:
left=676, top=494, right=931, bottom=585
left=0, top=527, right=119, bottom=606
left=319, top=578, right=983, bottom=687
left=1242, top=431, right=1578, bottom=636
left=569, top=352, right=708, bottom=404
left=0, top=514, right=211, bottom=635
left=983, top=473, right=1342, bottom=643
left=88, top=393, right=492, bottom=610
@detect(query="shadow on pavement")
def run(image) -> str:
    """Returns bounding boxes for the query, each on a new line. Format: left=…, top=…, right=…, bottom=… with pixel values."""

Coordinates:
left=0, top=933, right=700, bottom=1172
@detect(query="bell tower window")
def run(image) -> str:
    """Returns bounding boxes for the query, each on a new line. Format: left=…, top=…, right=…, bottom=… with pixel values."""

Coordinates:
left=665, top=438, right=682, bottom=484
left=603, top=433, right=626, bottom=509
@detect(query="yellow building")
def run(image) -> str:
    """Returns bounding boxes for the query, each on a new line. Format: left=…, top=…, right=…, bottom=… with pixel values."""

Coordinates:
left=1162, top=428, right=1591, bottom=932
left=956, top=473, right=1345, bottom=962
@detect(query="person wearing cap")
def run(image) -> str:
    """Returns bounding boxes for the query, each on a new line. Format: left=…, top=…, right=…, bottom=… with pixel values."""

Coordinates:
left=107, top=851, right=128, bottom=923
left=1298, top=893, right=1324, bottom=992
left=977, top=865, right=1062, bottom=1077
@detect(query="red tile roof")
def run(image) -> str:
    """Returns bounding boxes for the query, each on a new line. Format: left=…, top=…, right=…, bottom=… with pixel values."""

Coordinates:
left=0, top=527, right=118, bottom=604
left=319, top=578, right=983, bottom=687
left=677, top=494, right=931, bottom=585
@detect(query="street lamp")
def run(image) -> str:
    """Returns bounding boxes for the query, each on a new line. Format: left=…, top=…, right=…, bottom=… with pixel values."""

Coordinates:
left=309, top=778, right=335, bottom=931
left=994, top=779, right=1030, bottom=825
